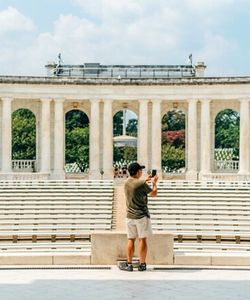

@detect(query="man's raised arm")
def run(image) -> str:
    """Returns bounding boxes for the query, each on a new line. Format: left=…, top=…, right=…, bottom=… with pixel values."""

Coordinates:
left=149, top=176, right=158, bottom=197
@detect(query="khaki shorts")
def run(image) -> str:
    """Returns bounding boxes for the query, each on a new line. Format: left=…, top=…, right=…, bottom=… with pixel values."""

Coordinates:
left=126, top=216, right=153, bottom=239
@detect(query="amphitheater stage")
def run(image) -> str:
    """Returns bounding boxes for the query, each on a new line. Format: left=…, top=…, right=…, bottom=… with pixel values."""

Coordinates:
left=0, top=266, right=250, bottom=300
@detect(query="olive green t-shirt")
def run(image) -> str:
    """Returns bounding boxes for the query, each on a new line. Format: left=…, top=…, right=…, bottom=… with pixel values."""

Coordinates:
left=124, top=178, right=152, bottom=219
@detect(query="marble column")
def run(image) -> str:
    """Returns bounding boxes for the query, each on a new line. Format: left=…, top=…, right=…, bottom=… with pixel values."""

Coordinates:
left=138, top=100, right=149, bottom=169
left=102, top=100, right=113, bottom=179
left=40, top=98, right=51, bottom=173
left=186, top=99, right=198, bottom=180
left=89, top=99, right=101, bottom=179
left=1, top=97, right=12, bottom=173
left=52, top=99, right=65, bottom=179
left=239, top=99, right=250, bottom=174
left=151, top=100, right=162, bottom=177
left=200, top=99, right=211, bottom=175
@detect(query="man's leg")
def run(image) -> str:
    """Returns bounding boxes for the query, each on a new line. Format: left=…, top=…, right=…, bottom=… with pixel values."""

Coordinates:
left=119, top=238, right=135, bottom=271
left=138, top=238, right=147, bottom=263
left=127, top=238, right=136, bottom=263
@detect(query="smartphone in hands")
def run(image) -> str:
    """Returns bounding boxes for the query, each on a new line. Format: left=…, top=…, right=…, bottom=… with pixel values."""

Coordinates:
left=151, top=169, right=157, bottom=177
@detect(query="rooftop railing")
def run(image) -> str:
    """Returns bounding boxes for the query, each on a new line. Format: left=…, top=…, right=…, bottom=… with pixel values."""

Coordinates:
left=46, top=63, right=196, bottom=79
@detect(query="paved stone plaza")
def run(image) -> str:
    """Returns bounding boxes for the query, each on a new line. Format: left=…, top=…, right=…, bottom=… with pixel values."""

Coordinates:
left=0, top=267, right=250, bottom=300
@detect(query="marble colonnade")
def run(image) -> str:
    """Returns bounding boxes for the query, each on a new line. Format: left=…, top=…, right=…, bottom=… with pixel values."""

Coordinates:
left=0, top=97, right=249, bottom=180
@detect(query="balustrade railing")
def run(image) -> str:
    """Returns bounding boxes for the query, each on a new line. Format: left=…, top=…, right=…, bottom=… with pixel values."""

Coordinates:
left=214, top=160, right=239, bottom=172
left=12, top=160, right=36, bottom=172
left=49, top=64, right=196, bottom=79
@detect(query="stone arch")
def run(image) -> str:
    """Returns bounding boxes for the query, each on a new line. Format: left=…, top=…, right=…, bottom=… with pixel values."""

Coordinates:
left=12, top=108, right=36, bottom=172
left=161, top=109, right=186, bottom=173
left=113, top=108, right=138, bottom=177
left=65, top=109, right=90, bottom=173
left=214, top=108, right=240, bottom=172
left=64, top=105, right=90, bottom=120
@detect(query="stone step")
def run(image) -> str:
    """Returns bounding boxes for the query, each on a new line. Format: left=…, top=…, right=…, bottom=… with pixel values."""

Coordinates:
left=0, top=192, right=113, bottom=197
left=174, top=252, right=250, bottom=266
left=157, top=185, right=250, bottom=189
left=150, top=214, right=250, bottom=220
left=0, top=214, right=112, bottom=219
left=0, top=241, right=91, bottom=252
left=0, top=252, right=91, bottom=265
left=174, top=242, right=250, bottom=252
left=0, top=224, right=111, bottom=231
left=149, top=201, right=250, bottom=205
left=150, top=209, right=250, bottom=215
left=0, top=197, right=113, bottom=202
left=158, top=181, right=250, bottom=185
left=0, top=209, right=112, bottom=213
left=150, top=194, right=250, bottom=198
left=0, top=219, right=112, bottom=225
left=0, top=230, right=92, bottom=237
left=171, top=231, right=250, bottom=237
left=152, top=224, right=250, bottom=231
left=151, top=219, right=250, bottom=225
left=0, top=210, right=112, bottom=215
left=0, top=180, right=113, bottom=183
left=0, top=216, right=112, bottom=226
left=0, top=204, right=112, bottom=209
left=148, top=205, right=250, bottom=210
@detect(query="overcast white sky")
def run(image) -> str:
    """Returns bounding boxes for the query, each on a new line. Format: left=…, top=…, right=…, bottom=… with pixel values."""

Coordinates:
left=0, top=0, right=249, bottom=77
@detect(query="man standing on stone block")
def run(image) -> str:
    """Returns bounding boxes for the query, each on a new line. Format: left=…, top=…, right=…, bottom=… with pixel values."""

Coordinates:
left=119, top=162, right=158, bottom=272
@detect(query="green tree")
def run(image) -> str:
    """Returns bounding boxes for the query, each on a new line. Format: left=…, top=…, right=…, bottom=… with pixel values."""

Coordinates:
left=12, top=109, right=36, bottom=159
left=124, top=146, right=137, bottom=161
left=215, top=109, right=239, bottom=156
left=126, top=118, right=138, bottom=136
left=161, top=109, right=186, bottom=171
left=65, top=110, right=89, bottom=171
left=162, top=144, right=185, bottom=172
left=113, top=146, right=137, bottom=163
left=66, top=110, right=89, bottom=130
left=162, top=110, right=185, bottom=131
left=113, top=111, right=123, bottom=135
left=113, top=146, right=123, bottom=163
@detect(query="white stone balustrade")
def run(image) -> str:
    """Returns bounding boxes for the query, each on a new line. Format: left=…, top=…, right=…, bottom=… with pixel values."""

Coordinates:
left=214, top=160, right=239, bottom=172
left=12, top=160, right=36, bottom=172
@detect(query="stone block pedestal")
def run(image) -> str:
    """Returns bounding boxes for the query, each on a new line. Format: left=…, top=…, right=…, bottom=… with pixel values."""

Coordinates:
left=91, top=231, right=174, bottom=265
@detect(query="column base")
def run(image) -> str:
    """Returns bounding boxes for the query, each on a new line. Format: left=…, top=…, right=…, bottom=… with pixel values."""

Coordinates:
left=237, top=170, right=250, bottom=175
left=186, top=170, right=198, bottom=181
left=88, top=170, right=102, bottom=180
left=237, top=171, right=250, bottom=181
left=50, top=171, right=65, bottom=180
left=198, top=171, right=211, bottom=181
left=102, top=169, right=114, bottom=180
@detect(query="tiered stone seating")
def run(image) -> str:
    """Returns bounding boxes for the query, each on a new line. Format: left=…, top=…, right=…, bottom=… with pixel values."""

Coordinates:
left=148, top=181, right=250, bottom=257
left=0, top=180, right=113, bottom=254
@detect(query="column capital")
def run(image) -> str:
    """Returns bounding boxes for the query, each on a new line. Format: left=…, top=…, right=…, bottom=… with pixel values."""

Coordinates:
left=138, top=99, right=149, bottom=104
left=239, top=98, right=250, bottom=103
left=53, top=98, right=65, bottom=104
left=40, top=98, right=52, bottom=103
left=90, top=98, right=101, bottom=104
left=1, top=97, right=13, bottom=102
left=151, top=99, right=162, bottom=104
left=199, top=98, right=211, bottom=104
left=102, top=98, right=114, bottom=105
left=187, top=98, right=198, bottom=104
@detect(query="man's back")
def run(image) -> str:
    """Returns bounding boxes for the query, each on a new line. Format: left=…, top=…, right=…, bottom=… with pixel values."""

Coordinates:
left=124, top=178, right=152, bottom=219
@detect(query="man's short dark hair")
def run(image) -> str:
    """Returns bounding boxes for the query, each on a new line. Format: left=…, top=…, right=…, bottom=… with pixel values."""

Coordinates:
left=128, top=162, right=145, bottom=176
